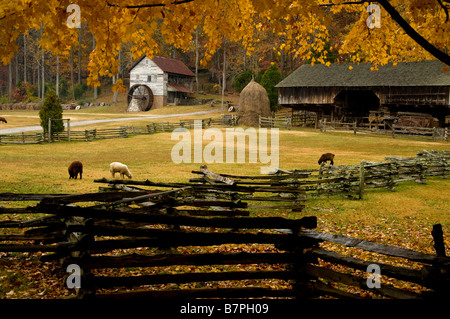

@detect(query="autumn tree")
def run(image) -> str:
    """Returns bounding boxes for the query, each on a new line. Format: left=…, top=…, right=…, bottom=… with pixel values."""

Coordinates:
left=1, top=0, right=448, bottom=95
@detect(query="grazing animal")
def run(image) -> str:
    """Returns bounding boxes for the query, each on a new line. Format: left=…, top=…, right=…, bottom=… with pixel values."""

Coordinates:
left=0, top=117, right=7, bottom=123
left=110, top=162, right=133, bottom=179
left=68, top=161, right=83, bottom=179
left=318, top=153, right=335, bottom=165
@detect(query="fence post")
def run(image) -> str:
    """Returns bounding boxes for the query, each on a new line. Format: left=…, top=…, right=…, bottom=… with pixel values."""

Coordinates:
left=67, top=119, right=71, bottom=142
left=431, top=224, right=446, bottom=256
left=353, top=122, right=357, bottom=135
left=120, top=127, right=127, bottom=138
left=64, top=215, right=95, bottom=298
left=391, top=125, right=395, bottom=139
left=48, top=118, right=52, bottom=143
left=417, top=160, right=427, bottom=184
left=359, top=161, right=365, bottom=200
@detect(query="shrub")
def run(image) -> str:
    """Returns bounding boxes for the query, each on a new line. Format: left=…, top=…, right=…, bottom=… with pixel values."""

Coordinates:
left=9, top=86, right=27, bottom=103
left=39, top=89, right=64, bottom=134
left=58, top=78, right=69, bottom=97
left=259, top=64, right=282, bottom=112
left=234, top=70, right=253, bottom=93
left=73, top=83, right=87, bottom=100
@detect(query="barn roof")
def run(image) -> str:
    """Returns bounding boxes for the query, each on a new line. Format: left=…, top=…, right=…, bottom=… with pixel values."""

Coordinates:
left=130, top=55, right=195, bottom=77
left=276, top=60, right=450, bottom=88
left=168, top=82, right=193, bottom=93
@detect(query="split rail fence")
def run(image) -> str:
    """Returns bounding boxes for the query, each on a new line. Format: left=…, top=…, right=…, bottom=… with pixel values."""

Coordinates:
left=0, top=150, right=449, bottom=299
left=185, top=150, right=450, bottom=200
left=259, top=115, right=292, bottom=129
left=0, top=132, right=45, bottom=144
left=0, top=187, right=449, bottom=299
left=0, top=116, right=236, bottom=145
left=318, top=119, right=448, bottom=142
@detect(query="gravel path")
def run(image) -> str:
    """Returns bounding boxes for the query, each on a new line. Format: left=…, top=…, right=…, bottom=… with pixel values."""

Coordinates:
left=0, top=110, right=219, bottom=135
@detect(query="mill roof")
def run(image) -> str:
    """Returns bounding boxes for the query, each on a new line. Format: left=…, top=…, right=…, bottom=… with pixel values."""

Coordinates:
left=130, top=55, right=195, bottom=77
left=276, top=60, right=450, bottom=88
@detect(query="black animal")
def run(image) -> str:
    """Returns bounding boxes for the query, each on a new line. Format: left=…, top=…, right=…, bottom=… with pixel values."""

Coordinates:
left=68, top=161, right=83, bottom=179
left=318, top=153, right=335, bottom=165
left=0, top=117, right=7, bottom=123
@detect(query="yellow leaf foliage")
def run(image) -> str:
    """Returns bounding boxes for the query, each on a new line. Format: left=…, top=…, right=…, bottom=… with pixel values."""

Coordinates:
left=1, top=0, right=448, bottom=87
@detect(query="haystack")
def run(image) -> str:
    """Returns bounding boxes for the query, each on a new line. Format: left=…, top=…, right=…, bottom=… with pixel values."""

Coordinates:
left=237, top=80, right=271, bottom=127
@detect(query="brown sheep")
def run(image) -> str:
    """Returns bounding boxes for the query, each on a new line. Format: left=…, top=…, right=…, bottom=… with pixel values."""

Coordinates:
left=68, top=161, right=83, bottom=179
left=318, top=153, right=335, bottom=165
left=0, top=117, right=7, bottom=123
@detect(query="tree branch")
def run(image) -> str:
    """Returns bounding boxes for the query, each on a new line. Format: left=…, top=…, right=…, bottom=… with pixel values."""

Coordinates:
left=320, top=1, right=371, bottom=6
left=322, top=0, right=450, bottom=66
left=377, top=0, right=450, bottom=66
left=436, top=0, right=449, bottom=22
left=105, top=0, right=194, bottom=9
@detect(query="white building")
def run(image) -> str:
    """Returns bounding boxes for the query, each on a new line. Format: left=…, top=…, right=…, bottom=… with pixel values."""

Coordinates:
left=129, top=55, right=195, bottom=109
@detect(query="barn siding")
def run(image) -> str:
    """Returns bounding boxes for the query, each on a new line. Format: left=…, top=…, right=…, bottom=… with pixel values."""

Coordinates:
left=129, top=57, right=166, bottom=96
left=279, top=86, right=450, bottom=107
left=382, top=86, right=449, bottom=106
left=278, top=87, right=340, bottom=105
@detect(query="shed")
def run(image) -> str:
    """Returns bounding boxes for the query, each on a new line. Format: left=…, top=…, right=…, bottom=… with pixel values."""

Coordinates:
left=128, top=56, right=195, bottom=110
left=276, top=60, right=450, bottom=126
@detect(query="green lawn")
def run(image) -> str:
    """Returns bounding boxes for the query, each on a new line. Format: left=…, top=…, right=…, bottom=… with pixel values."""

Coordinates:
left=1, top=119, right=449, bottom=298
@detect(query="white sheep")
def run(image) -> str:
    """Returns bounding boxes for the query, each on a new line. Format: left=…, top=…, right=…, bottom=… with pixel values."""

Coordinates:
left=110, top=162, right=133, bottom=179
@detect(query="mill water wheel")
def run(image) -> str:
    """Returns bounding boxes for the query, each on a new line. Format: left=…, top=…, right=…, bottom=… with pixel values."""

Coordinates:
left=127, top=84, right=154, bottom=111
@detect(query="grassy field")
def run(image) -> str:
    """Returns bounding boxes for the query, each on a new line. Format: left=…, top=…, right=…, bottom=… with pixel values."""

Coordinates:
left=0, top=92, right=225, bottom=130
left=0, top=102, right=449, bottom=298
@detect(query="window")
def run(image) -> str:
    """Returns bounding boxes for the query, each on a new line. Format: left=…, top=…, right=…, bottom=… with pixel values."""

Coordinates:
left=135, top=74, right=139, bottom=80
left=147, top=75, right=152, bottom=82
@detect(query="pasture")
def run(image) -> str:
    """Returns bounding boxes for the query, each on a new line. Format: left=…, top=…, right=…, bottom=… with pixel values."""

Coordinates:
left=0, top=105, right=449, bottom=299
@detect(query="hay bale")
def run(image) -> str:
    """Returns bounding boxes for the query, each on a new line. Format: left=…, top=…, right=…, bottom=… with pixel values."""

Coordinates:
left=237, top=80, right=271, bottom=127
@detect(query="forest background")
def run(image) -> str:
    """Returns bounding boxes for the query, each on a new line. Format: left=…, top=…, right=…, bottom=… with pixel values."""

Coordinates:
left=0, top=0, right=449, bottom=107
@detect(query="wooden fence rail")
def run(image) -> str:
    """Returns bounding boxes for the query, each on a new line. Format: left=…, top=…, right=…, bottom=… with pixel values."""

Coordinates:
left=259, top=115, right=291, bottom=129
left=184, top=150, right=449, bottom=201
left=318, top=119, right=448, bottom=142
left=0, top=132, right=44, bottom=144
left=0, top=150, right=449, bottom=299
left=0, top=188, right=448, bottom=299
left=0, top=117, right=235, bottom=145
left=319, top=119, right=357, bottom=134
left=95, top=149, right=449, bottom=203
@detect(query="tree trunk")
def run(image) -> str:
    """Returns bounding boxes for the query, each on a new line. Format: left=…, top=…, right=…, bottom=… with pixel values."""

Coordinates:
left=56, top=55, right=59, bottom=96
left=195, top=27, right=199, bottom=93
left=37, top=62, right=40, bottom=99
left=113, top=49, right=121, bottom=103
left=78, top=24, right=82, bottom=85
left=113, top=75, right=118, bottom=103
left=93, top=35, right=98, bottom=100
left=8, top=62, right=12, bottom=96
left=23, top=34, right=27, bottom=83
left=41, top=21, right=45, bottom=99
left=15, top=54, right=19, bottom=85
left=70, top=45, right=75, bottom=100
left=221, top=40, right=226, bottom=112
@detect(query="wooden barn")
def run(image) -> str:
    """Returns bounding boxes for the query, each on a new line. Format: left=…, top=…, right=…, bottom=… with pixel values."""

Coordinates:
left=128, top=55, right=195, bottom=111
left=276, top=60, right=450, bottom=127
